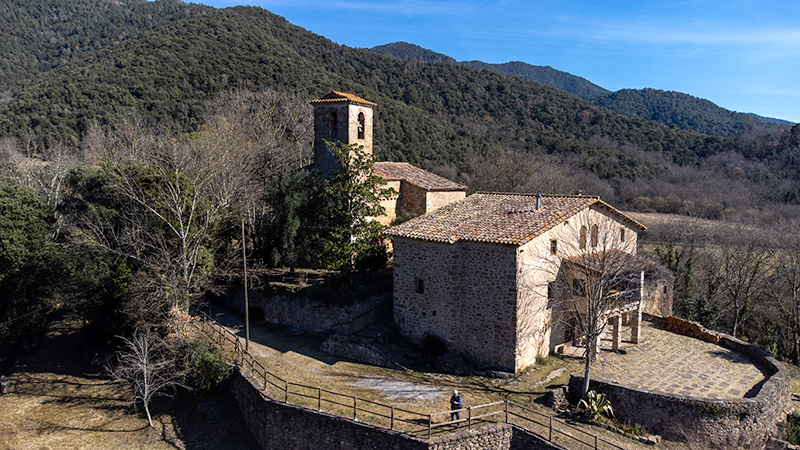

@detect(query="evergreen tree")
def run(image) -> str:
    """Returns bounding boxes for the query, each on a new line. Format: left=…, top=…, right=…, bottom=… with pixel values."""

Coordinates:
left=317, top=142, right=395, bottom=272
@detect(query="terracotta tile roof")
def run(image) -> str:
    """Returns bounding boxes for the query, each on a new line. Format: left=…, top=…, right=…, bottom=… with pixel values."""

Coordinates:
left=374, top=162, right=467, bottom=191
left=387, top=192, right=645, bottom=246
left=309, top=90, right=377, bottom=107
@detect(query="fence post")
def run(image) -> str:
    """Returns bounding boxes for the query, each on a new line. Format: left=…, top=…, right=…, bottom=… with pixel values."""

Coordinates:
left=594, top=435, right=598, bottom=450
left=467, top=406, right=472, bottom=430
left=505, top=400, right=509, bottom=423
left=284, top=380, right=288, bottom=403
left=428, top=414, right=432, bottom=439
left=318, top=387, right=322, bottom=411
left=549, top=415, right=552, bottom=441
left=390, top=406, right=394, bottom=430
left=353, top=396, right=357, bottom=420
left=262, top=370, right=267, bottom=392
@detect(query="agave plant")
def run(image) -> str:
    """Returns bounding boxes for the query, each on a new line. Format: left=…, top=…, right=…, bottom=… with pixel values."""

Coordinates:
left=578, top=390, right=614, bottom=421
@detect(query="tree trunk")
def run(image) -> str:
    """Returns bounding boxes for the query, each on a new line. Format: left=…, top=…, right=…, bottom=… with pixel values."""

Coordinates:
left=582, top=336, right=594, bottom=397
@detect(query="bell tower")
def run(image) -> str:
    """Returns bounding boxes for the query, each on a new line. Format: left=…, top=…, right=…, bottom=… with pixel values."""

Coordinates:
left=309, top=91, right=376, bottom=177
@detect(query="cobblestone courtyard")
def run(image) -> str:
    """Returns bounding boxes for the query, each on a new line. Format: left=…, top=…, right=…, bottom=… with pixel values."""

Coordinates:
left=589, top=321, right=770, bottom=399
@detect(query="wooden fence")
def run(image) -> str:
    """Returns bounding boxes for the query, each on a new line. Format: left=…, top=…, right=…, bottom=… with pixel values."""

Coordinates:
left=198, top=312, right=626, bottom=449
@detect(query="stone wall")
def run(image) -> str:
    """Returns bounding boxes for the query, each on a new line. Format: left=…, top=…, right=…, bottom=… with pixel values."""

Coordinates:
left=399, top=181, right=427, bottom=218
left=376, top=179, right=401, bottom=226
left=218, top=286, right=390, bottom=334
left=426, top=190, right=466, bottom=213
left=642, top=266, right=673, bottom=317
left=392, top=238, right=519, bottom=370
left=568, top=321, right=790, bottom=449
left=228, top=369, right=565, bottom=450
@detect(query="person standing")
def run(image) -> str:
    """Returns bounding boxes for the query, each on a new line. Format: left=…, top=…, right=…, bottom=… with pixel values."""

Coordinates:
left=450, top=390, right=462, bottom=426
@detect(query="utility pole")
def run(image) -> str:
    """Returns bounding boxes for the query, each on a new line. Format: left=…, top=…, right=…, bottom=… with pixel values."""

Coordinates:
left=242, top=219, right=250, bottom=351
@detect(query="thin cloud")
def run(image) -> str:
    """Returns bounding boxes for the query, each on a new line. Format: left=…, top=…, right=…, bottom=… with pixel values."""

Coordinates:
left=582, top=22, right=800, bottom=49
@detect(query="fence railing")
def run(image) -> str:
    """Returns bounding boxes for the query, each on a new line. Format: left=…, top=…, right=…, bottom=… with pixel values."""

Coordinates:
left=198, top=312, right=626, bottom=449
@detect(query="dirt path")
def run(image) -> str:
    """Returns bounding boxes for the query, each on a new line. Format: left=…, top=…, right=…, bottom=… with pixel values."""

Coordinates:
left=0, top=316, right=259, bottom=450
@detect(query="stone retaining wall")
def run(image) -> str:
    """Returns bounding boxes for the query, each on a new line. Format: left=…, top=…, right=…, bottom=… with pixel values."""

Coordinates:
left=569, top=317, right=790, bottom=449
left=219, top=286, right=390, bottom=334
left=229, top=369, right=564, bottom=450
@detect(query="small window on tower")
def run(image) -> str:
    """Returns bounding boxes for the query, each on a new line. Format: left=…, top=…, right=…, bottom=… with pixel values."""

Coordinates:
left=326, top=111, right=338, bottom=140
left=550, top=239, right=558, bottom=255
left=620, top=227, right=626, bottom=242
left=579, top=225, right=587, bottom=249
left=357, top=112, right=365, bottom=139
left=591, top=224, right=599, bottom=248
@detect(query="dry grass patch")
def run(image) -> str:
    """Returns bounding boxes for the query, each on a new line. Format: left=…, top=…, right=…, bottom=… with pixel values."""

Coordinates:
left=0, top=317, right=259, bottom=450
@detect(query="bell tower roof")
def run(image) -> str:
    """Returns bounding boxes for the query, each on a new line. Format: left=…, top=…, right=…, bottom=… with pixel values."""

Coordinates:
left=309, top=91, right=377, bottom=108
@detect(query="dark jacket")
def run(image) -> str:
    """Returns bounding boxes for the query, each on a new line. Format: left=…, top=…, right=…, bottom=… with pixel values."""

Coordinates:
left=450, top=394, right=462, bottom=410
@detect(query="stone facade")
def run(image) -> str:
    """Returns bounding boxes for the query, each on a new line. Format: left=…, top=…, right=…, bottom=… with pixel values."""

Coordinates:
left=390, top=193, right=658, bottom=372
left=642, top=265, right=673, bottom=317
left=374, top=176, right=467, bottom=226
left=393, top=238, right=519, bottom=369
left=378, top=179, right=402, bottom=225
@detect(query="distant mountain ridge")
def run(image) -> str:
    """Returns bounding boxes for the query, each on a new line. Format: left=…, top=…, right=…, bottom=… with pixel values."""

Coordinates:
left=368, top=42, right=608, bottom=98
left=367, top=42, right=791, bottom=137
left=4, top=1, right=800, bottom=221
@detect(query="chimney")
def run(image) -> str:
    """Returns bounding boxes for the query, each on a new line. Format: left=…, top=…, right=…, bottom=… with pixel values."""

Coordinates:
left=536, top=193, right=542, bottom=211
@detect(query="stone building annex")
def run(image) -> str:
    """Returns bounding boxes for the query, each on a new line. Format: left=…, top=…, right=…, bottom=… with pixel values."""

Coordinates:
left=309, top=90, right=671, bottom=374
left=387, top=192, right=670, bottom=372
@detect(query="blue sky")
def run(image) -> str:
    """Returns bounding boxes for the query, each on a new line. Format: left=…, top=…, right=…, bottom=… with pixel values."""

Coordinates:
left=193, top=0, right=800, bottom=123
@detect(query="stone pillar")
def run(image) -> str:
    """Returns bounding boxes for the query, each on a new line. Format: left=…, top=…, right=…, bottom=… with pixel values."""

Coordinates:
left=611, top=314, right=622, bottom=351
left=631, top=308, right=642, bottom=344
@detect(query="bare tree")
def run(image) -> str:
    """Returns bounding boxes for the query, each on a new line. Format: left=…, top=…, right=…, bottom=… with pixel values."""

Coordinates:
left=531, top=210, right=649, bottom=397
left=472, top=146, right=576, bottom=194
left=113, top=331, right=181, bottom=428
left=1, top=138, right=79, bottom=214
left=768, top=227, right=800, bottom=363
left=713, top=226, right=771, bottom=338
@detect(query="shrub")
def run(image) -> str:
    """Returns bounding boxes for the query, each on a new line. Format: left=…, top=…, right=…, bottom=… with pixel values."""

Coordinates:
left=185, top=337, right=233, bottom=391
left=578, top=390, right=614, bottom=421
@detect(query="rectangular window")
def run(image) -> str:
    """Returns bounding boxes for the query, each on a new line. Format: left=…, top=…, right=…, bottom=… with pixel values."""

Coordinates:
left=415, top=278, right=425, bottom=294
left=550, top=239, right=558, bottom=255
left=620, top=227, right=626, bottom=242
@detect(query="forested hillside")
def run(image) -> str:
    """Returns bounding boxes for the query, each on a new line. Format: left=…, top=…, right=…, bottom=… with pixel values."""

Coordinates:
left=368, top=42, right=789, bottom=138
left=589, top=88, right=781, bottom=137
left=1, top=6, right=729, bottom=175
left=1, top=1, right=800, bottom=220
left=0, top=0, right=206, bottom=91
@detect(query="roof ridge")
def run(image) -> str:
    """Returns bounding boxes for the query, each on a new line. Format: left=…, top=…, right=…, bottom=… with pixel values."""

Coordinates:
left=474, top=191, right=601, bottom=199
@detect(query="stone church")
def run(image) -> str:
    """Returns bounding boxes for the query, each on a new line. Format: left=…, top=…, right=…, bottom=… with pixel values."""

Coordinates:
left=309, top=91, right=467, bottom=225
left=308, top=90, right=671, bottom=373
